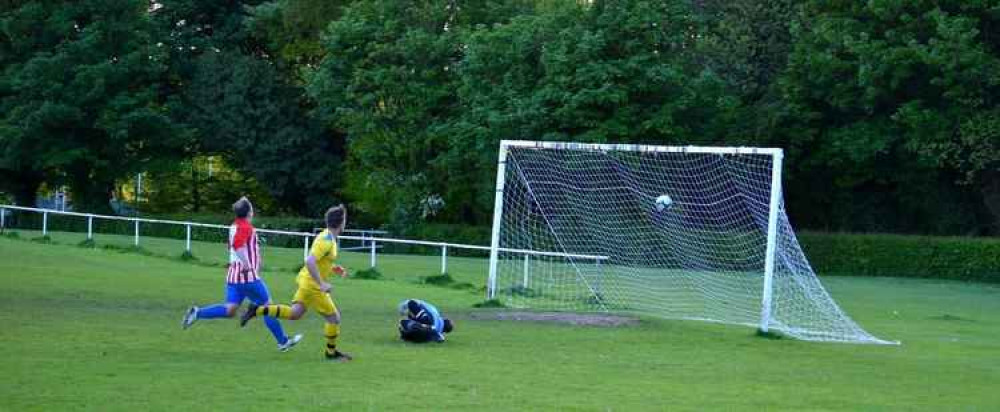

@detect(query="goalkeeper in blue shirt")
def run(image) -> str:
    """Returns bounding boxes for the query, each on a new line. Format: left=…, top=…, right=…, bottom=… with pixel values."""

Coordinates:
left=398, top=299, right=454, bottom=343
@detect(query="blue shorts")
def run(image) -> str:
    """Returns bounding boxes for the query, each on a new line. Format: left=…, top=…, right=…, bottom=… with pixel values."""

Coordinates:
left=225, top=280, right=272, bottom=306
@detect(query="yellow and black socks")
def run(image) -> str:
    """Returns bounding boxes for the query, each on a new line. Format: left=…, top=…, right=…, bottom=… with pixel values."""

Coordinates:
left=256, top=304, right=294, bottom=319
left=324, top=323, right=340, bottom=356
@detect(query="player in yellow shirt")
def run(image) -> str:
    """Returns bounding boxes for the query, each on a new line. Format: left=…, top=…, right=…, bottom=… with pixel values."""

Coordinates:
left=240, top=205, right=352, bottom=362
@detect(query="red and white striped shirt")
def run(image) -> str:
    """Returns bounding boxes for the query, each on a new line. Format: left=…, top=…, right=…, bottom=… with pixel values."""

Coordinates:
left=227, top=218, right=261, bottom=284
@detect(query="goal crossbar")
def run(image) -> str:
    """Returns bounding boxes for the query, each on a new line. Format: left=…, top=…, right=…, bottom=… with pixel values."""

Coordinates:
left=501, top=140, right=783, bottom=156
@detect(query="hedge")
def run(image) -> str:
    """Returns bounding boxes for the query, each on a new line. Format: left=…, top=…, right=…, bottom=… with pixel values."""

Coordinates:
left=402, top=226, right=1000, bottom=282
left=798, top=232, right=1000, bottom=283
left=402, top=227, right=1000, bottom=282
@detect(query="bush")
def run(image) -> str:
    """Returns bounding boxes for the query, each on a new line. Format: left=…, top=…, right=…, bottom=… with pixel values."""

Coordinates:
left=419, top=273, right=476, bottom=290
left=420, top=273, right=456, bottom=286
left=353, top=268, right=382, bottom=280
left=102, top=244, right=152, bottom=256
left=505, top=285, right=541, bottom=298
left=798, top=232, right=1000, bottom=283
left=472, top=299, right=506, bottom=308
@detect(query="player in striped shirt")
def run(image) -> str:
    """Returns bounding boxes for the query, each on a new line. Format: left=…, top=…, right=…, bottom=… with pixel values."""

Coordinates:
left=181, top=197, right=302, bottom=352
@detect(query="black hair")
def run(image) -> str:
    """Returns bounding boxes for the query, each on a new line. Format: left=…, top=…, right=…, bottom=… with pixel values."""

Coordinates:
left=443, top=318, right=454, bottom=333
left=325, top=204, right=346, bottom=229
left=233, top=197, right=252, bottom=218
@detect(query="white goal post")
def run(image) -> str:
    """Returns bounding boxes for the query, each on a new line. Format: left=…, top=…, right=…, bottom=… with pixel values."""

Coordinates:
left=488, top=140, right=894, bottom=344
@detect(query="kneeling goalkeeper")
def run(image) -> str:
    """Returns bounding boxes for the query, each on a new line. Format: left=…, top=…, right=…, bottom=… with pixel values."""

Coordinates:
left=398, top=299, right=454, bottom=343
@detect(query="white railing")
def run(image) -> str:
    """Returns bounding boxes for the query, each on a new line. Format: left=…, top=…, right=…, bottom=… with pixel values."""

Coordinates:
left=335, top=228, right=388, bottom=252
left=0, top=205, right=609, bottom=278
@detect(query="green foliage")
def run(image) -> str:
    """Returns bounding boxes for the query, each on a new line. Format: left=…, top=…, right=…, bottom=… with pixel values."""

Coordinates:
left=0, top=0, right=179, bottom=211
left=306, top=0, right=536, bottom=227
left=152, top=212, right=319, bottom=229
left=800, top=232, right=1000, bottom=283
left=778, top=1, right=1000, bottom=234
left=472, top=299, right=506, bottom=308
left=393, top=223, right=490, bottom=256
left=246, top=0, right=351, bottom=72
left=420, top=273, right=476, bottom=290
left=699, top=0, right=795, bottom=102
left=444, top=1, right=747, bottom=219
left=308, top=0, right=463, bottom=226
left=506, top=285, right=541, bottom=298
left=140, top=156, right=280, bottom=215
left=421, top=272, right=455, bottom=286
left=170, top=51, right=343, bottom=216
left=2, top=0, right=999, bottom=236
left=352, top=267, right=382, bottom=280
left=101, top=244, right=152, bottom=256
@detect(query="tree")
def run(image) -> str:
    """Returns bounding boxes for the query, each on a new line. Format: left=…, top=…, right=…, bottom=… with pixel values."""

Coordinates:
left=447, top=0, right=739, bottom=222
left=305, top=1, right=460, bottom=225
left=151, top=0, right=344, bottom=216
left=696, top=0, right=795, bottom=146
left=173, top=51, right=341, bottom=215
left=246, top=0, right=353, bottom=77
left=0, top=0, right=176, bottom=211
left=779, top=0, right=1000, bottom=233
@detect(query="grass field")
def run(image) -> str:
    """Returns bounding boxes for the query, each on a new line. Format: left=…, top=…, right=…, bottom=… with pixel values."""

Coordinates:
left=2, top=235, right=999, bottom=410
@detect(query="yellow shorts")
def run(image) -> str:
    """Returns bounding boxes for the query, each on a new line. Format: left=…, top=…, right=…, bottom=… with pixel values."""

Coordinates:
left=292, top=284, right=338, bottom=316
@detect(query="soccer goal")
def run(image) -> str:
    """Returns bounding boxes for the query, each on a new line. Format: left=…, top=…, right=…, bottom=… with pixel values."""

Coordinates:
left=487, top=140, right=894, bottom=344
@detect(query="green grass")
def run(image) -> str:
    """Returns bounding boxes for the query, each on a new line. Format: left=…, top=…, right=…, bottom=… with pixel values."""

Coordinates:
left=1, top=237, right=999, bottom=410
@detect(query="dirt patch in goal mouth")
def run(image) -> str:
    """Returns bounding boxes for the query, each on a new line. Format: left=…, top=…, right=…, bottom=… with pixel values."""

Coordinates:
left=468, top=311, right=640, bottom=327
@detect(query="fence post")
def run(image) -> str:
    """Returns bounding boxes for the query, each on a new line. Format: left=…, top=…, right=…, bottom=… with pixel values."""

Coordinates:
left=134, top=220, right=139, bottom=246
left=370, top=239, right=377, bottom=268
left=185, top=224, right=192, bottom=253
left=87, top=216, right=93, bottom=240
left=595, top=257, right=602, bottom=297
left=0, top=207, right=5, bottom=230
left=441, top=245, right=448, bottom=274
left=42, top=211, right=48, bottom=236
left=303, top=236, right=309, bottom=260
left=523, top=254, right=530, bottom=289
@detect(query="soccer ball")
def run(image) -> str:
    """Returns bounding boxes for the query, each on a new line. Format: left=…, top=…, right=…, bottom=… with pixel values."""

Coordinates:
left=655, top=194, right=673, bottom=212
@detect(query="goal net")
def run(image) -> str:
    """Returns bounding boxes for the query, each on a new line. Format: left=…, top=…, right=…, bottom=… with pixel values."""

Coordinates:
left=487, top=141, right=893, bottom=344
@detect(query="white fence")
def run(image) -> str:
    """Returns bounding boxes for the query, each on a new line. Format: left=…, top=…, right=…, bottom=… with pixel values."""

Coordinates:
left=0, top=205, right=608, bottom=278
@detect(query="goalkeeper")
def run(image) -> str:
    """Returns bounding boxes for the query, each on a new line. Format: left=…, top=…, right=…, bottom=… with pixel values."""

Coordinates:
left=398, top=299, right=454, bottom=343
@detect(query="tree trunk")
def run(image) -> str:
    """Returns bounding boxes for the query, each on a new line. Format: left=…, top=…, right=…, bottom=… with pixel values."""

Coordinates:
left=980, top=169, right=1000, bottom=234
left=11, top=171, right=43, bottom=207
left=191, top=160, right=201, bottom=212
left=68, top=166, right=114, bottom=214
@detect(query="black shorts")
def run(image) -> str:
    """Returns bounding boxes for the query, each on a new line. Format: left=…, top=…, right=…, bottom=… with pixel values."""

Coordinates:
left=399, top=319, right=438, bottom=343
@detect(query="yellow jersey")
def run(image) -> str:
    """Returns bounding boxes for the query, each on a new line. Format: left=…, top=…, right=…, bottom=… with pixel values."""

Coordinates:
left=296, top=229, right=339, bottom=288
